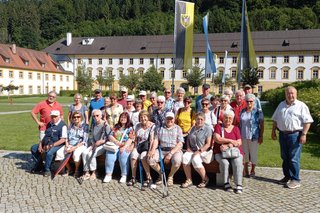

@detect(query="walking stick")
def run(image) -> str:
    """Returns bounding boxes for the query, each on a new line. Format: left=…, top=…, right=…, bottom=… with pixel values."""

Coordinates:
left=158, top=145, right=169, bottom=198
left=139, top=158, right=145, bottom=191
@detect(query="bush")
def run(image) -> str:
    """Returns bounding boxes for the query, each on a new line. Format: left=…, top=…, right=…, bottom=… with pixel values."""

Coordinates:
left=59, top=90, right=78, bottom=97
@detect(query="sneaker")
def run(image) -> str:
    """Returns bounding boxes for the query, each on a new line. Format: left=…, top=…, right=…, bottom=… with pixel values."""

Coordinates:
left=278, top=177, right=290, bottom=185
left=224, top=183, right=233, bottom=192
left=286, top=180, right=301, bottom=189
left=235, top=185, right=243, bottom=194
left=119, top=175, right=127, bottom=184
left=155, top=177, right=162, bottom=185
left=103, top=175, right=112, bottom=183
left=43, top=171, right=51, bottom=177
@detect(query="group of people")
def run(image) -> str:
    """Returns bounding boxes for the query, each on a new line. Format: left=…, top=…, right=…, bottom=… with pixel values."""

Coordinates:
left=30, top=84, right=313, bottom=193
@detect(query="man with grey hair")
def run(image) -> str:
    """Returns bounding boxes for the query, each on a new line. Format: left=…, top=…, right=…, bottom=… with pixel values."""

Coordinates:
left=271, top=86, right=313, bottom=189
left=224, top=88, right=233, bottom=100
left=31, top=91, right=64, bottom=142
left=230, top=89, right=246, bottom=126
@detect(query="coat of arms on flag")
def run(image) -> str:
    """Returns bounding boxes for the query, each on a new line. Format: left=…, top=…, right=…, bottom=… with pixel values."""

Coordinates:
left=181, top=14, right=192, bottom=28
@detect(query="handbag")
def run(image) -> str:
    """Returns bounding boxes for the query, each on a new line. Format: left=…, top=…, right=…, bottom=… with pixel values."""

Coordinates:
left=220, top=124, right=240, bottom=159
left=221, top=147, right=240, bottom=159
left=201, top=149, right=214, bottom=164
left=104, top=128, right=129, bottom=152
left=136, top=125, right=154, bottom=154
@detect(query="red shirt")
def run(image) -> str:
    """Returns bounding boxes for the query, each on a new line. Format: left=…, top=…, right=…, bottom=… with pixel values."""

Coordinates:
left=118, top=98, right=127, bottom=108
left=32, top=100, right=63, bottom=131
left=230, top=100, right=247, bottom=126
left=213, top=124, right=244, bottom=155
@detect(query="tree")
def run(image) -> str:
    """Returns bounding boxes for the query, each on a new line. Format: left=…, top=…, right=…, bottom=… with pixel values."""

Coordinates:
left=184, top=66, right=205, bottom=94
left=240, top=68, right=260, bottom=88
left=76, top=65, right=94, bottom=96
left=119, top=72, right=141, bottom=92
left=103, top=72, right=115, bottom=92
left=138, top=65, right=164, bottom=92
left=95, top=74, right=104, bottom=90
left=212, top=74, right=235, bottom=87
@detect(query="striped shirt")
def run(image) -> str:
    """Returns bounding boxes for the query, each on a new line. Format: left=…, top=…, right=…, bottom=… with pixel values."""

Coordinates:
left=156, top=124, right=184, bottom=148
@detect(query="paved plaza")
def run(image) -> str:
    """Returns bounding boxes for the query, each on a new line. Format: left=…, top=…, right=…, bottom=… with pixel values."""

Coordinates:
left=0, top=150, right=319, bottom=213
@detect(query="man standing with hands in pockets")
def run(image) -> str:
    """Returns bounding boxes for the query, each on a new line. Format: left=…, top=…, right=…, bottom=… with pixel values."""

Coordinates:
left=271, top=86, right=313, bottom=189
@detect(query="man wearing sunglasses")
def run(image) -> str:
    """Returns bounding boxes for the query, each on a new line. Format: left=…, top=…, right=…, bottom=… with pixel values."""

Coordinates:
left=195, top=84, right=212, bottom=112
left=89, top=89, right=104, bottom=125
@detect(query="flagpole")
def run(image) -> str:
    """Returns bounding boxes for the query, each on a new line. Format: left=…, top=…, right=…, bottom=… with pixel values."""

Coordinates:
left=238, top=0, right=245, bottom=89
left=172, top=0, right=178, bottom=96
left=222, top=50, right=228, bottom=93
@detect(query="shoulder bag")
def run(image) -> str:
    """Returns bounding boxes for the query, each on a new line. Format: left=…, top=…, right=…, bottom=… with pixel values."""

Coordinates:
left=104, top=128, right=128, bottom=152
left=220, top=124, right=240, bottom=159
left=137, top=124, right=154, bottom=154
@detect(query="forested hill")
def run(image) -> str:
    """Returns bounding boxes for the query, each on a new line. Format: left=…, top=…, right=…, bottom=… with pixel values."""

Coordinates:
left=0, top=0, right=319, bottom=50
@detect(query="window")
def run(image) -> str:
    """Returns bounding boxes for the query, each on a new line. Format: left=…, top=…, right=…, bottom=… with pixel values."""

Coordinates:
left=270, top=68, right=276, bottom=79
left=218, top=85, right=223, bottom=94
left=195, top=57, right=199, bottom=65
left=160, top=58, right=165, bottom=64
left=28, top=72, right=32, bottom=79
left=98, top=70, right=102, bottom=76
left=219, top=57, right=224, bottom=64
left=41, top=63, right=46, bottom=68
left=232, top=57, right=237, bottom=64
left=140, top=58, right=144, bottom=65
left=88, top=70, right=92, bottom=77
left=150, top=58, right=154, bottom=65
left=52, top=86, right=56, bottom=92
left=119, top=58, right=123, bottom=65
left=312, top=69, right=319, bottom=79
left=66, top=76, right=69, bottom=82
left=284, top=56, right=289, bottom=63
left=0, top=70, right=2, bottom=77
left=109, top=58, right=113, bottom=65
left=25, top=60, right=29, bottom=66
left=218, top=69, right=223, bottom=76
left=231, top=85, right=236, bottom=94
left=5, top=58, right=10, bottom=63
left=258, top=85, right=263, bottom=95
left=60, top=75, right=63, bottom=81
left=271, top=56, right=277, bottom=63
left=171, top=58, right=174, bottom=64
left=108, top=70, right=113, bottom=77
left=259, top=56, right=264, bottom=63
left=129, top=70, right=134, bottom=75
left=297, top=69, right=304, bottom=80
left=119, top=69, right=123, bottom=77
left=19, top=86, right=24, bottom=94
left=282, top=69, right=289, bottom=79
left=314, top=55, right=319, bottom=63
left=67, top=62, right=70, bottom=68
left=182, top=70, right=187, bottom=78
left=88, top=58, right=92, bottom=64
left=206, top=73, right=211, bottom=78
left=28, top=86, right=33, bottom=94
left=231, top=69, right=237, bottom=78
left=160, top=70, right=165, bottom=78
left=77, top=58, right=82, bottom=64
left=129, top=58, right=133, bottom=65
left=99, top=58, right=102, bottom=65
left=298, top=56, right=304, bottom=63
left=257, top=69, right=264, bottom=79
left=45, top=74, right=49, bottom=80
left=19, top=72, right=23, bottom=79
left=37, top=86, right=41, bottom=94
left=138, top=69, right=143, bottom=76
left=9, top=71, right=14, bottom=78
left=45, top=86, right=49, bottom=94
left=171, top=70, right=175, bottom=78
left=66, top=86, right=69, bottom=90
left=37, top=73, right=41, bottom=80
left=52, top=75, right=56, bottom=81
left=60, top=86, right=63, bottom=92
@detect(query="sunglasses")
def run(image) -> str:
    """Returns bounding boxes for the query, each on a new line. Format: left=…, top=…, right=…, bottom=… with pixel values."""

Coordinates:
left=165, top=91, right=171, bottom=93
left=93, top=114, right=100, bottom=117
left=157, top=102, right=164, bottom=104
left=202, top=103, right=209, bottom=106
left=73, top=116, right=81, bottom=119
left=184, top=101, right=191, bottom=104
left=246, top=100, right=254, bottom=103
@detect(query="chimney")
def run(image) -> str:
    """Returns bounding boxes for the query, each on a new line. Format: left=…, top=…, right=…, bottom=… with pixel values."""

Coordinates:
left=66, top=32, right=72, bottom=46
left=12, top=44, right=16, bottom=54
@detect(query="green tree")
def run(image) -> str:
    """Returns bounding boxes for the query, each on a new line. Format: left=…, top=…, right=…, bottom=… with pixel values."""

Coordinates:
left=76, top=65, right=94, bottom=96
left=95, top=74, right=104, bottom=90
left=103, top=72, right=115, bottom=92
left=119, top=72, right=141, bottom=92
left=184, top=66, right=205, bottom=94
left=240, top=68, right=260, bottom=88
left=212, top=74, right=234, bottom=88
left=138, top=65, right=164, bottom=92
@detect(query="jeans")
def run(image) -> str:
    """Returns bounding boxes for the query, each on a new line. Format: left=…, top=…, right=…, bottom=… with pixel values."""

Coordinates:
left=279, top=131, right=302, bottom=181
left=105, top=150, right=130, bottom=176
left=31, top=144, right=63, bottom=172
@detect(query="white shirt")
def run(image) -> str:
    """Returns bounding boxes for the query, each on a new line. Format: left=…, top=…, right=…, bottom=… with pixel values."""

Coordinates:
left=204, top=111, right=217, bottom=131
left=54, top=119, right=68, bottom=138
left=272, top=99, right=313, bottom=131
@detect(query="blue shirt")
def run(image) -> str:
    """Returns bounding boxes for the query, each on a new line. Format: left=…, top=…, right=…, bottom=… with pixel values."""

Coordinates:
left=195, top=94, right=212, bottom=112
left=240, top=108, right=264, bottom=140
left=89, top=98, right=104, bottom=125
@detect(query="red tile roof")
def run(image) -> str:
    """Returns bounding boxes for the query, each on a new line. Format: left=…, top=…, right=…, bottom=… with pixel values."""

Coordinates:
left=0, top=44, right=67, bottom=73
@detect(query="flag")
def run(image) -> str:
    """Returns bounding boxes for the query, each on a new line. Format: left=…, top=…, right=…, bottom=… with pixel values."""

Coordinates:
left=174, top=0, right=195, bottom=70
left=222, top=50, right=228, bottom=84
left=203, top=13, right=216, bottom=75
left=238, top=0, right=258, bottom=86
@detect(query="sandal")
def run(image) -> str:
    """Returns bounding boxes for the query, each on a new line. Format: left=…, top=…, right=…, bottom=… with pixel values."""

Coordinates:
left=224, top=182, right=233, bottom=192
left=181, top=179, right=193, bottom=188
left=82, top=173, right=91, bottom=180
left=235, top=185, right=243, bottom=194
left=127, top=177, right=136, bottom=186
left=155, top=177, right=162, bottom=185
left=143, top=178, right=152, bottom=187
left=197, top=177, right=209, bottom=188
left=167, top=177, right=174, bottom=187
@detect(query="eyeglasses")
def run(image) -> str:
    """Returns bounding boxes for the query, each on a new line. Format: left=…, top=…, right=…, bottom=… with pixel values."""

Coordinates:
left=73, top=116, right=81, bottom=119
left=246, top=100, right=254, bottom=103
left=48, top=95, right=56, bottom=98
left=222, top=100, right=228, bottom=102
left=165, top=91, right=171, bottom=94
left=93, top=114, right=100, bottom=117
left=202, top=103, right=209, bottom=106
left=184, top=101, right=191, bottom=104
left=157, top=102, right=164, bottom=104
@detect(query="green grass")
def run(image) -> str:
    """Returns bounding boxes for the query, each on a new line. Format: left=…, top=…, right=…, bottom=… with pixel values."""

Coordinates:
left=0, top=97, right=319, bottom=170
left=0, top=96, right=74, bottom=104
left=0, top=104, right=33, bottom=112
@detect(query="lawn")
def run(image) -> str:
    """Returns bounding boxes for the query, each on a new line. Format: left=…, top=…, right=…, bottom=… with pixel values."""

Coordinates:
left=0, top=97, right=319, bottom=170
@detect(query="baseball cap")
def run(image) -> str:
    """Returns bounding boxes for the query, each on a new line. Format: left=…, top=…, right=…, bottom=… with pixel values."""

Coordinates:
left=139, top=90, right=147, bottom=96
left=165, top=112, right=175, bottom=119
left=203, top=84, right=210, bottom=89
left=126, top=95, right=134, bottom=102
left=157, top=96, right=165, bottom=102
left=244, top=84, right=252, bottom=89
left=121, top=87, right=128, bottom=92
left=94, top=89, right=102, bottom=93
left=50, top=110, right=60, bottom=116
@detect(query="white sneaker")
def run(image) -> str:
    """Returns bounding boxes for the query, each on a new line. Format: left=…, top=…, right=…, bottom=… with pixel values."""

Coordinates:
left=119, top=175, right=127, bottom=184
left=103, top=175, right=112, bottom=183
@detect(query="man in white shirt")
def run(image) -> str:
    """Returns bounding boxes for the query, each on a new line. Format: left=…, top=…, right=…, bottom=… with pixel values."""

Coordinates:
left=271, top=86, right=313, bottom=189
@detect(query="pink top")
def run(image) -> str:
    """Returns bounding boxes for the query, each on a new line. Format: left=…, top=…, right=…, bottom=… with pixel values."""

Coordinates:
left=32, top=100, right=63, bottom=131
left=213, top=124, right=244, bottom=155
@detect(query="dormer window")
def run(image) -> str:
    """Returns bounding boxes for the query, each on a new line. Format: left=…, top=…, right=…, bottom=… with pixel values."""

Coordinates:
left=25, top=60, right=29, bottom=66
left=42, top=63, right=46, bottom=68
left=5, top=58, right=10, bottom=63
